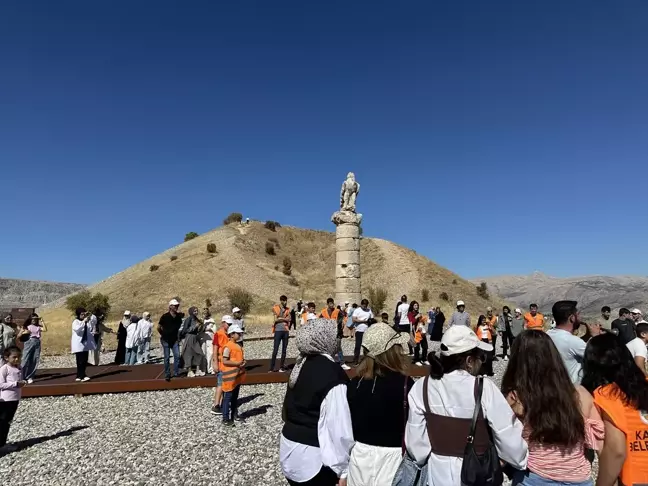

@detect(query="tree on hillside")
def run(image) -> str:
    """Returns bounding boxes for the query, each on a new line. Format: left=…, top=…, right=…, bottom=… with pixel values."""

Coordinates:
left=226, top=287, right=253, bottom=314
left=367, top=287, right=388, bottom=314
left=476, top=282, right=490, bottom=299
left=66, top=291, right=111, bottom=317
left=184, top=232, right=199, bottom=242
left=223, top=212, right=243, bottom=225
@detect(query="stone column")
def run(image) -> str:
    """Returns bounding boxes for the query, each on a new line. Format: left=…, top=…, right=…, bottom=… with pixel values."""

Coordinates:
left=331, top=211, right=362, bottom=306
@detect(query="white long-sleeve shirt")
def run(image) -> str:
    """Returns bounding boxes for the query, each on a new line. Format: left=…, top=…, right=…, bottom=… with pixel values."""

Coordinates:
left=137, top=319, right=153, bottom=341
left=71, top=319, right=97, bottom=353
left=125, top=322, right=140, bottom=349
left=405, top=370, right=528, bottom=486
left=280, top=383, right=355, bottom=481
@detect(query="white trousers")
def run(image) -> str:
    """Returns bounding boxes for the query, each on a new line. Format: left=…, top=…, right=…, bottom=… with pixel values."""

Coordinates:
left=348, top=441, right=403, bottom=486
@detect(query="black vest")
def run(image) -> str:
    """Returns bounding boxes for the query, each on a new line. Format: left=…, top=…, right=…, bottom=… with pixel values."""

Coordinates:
left=282, top=354, right=349, bottom=447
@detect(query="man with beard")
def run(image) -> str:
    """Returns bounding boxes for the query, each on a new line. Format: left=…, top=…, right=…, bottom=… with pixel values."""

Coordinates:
left=547, top=300, right=586, bottom=384
left=611, top=307, right=637, bottom=344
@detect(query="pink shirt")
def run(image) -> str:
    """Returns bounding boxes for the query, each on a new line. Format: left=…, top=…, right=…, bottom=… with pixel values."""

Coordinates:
left=28, top=324, right=42, bottom=339
left=0, top=363, right=23, bottom=401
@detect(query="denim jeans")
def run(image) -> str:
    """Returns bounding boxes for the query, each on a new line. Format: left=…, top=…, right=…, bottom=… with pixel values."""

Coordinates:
left=270, top=330, right=289, bottom=370
left=222, top=385, right=241, bottom=421
left=21, top=338, right=41, bottom=380
left=137, top=338, right=151, bottom=363
left=161, top=339, right=180, bottom=378
left=125, top=346, right=139, bottom=365
left=336, top=338, right=344, bottom=363
left=512, top=471, right=593, bottom=486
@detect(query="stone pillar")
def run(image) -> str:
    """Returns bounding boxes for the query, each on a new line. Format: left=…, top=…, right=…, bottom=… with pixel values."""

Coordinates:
left=331, top=211, right=362, bottom=306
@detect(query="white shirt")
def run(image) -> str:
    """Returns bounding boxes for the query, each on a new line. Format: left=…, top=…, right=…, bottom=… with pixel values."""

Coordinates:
left=398, top=303, right=410, bottom=326
left=626, top=337, right=648, bottom=359
left=70, top=319, right=97, bottom=353
left=125, top=322, right=140, bottom=349
left=138, top=319, right=153, bottom=341
left=353, top=308, right=374, bottom=333
left=547, top=328, right=586, bottom=385
left=406, top=370, right=528, bottom=486
left=280, top=383, right=354, bottom=481
left=203, top=318, right=216, bottom=337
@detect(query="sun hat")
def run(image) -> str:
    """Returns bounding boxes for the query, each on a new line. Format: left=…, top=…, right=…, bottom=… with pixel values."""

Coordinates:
left=361, top=323, right=410, bottom=358
left=456, top=300, right=465, bottom=307
left=222, top=315, right=233, bottom=324
left=227, top=324, right=244, bottom=335
left=232, top=307, right=241, bottom=314
left=515, top=308, right=522, bottom=314
left=168, top=299, right=180, bottom=306
left=441, top=325, right=492, bottom=356
left=631, top=308, right=642, bottom=315
left=486, top=306, right=493, bottom=312
left=143, top=311, right=151, bottom=318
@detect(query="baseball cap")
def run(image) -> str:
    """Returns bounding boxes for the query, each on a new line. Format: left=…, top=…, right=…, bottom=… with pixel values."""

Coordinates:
left=515, top=308, right=522, bottom=314
left=232, top=307, right=241, bottom=314
left=168, top=299, right=180, bottom=307
left=631, top=308, right=642, bottom=315
left=143, top=311, right=150, bottom=318
left=123, top=310, right=131, bottom=316
left=222, top=315, right=233, bottom=324
left=441, top=325, right=492, bottom=356
left=456, top=300, right=465, bottom=307
left=361, top=323, right=410, bottom=358
left=486, top=306, right=492, bottom=312
left=227, top=324, right=244, bottom=335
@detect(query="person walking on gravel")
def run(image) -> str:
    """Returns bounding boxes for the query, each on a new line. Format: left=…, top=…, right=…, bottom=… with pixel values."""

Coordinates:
left=158, top=299, right=183, bottom=381
left=270, top=295, right=291, bottom=373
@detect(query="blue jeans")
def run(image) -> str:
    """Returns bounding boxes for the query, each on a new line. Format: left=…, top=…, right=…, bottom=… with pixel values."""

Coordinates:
left=222, top=385, right=241, bottom=421
left=512, top=471, right=593, bottom=486
left=161, top=339, right=180, bottom=378
left=21, top=338, right=41, bottom=380
left=137, top=338, right=151, bottom=363
left=336, top=338, right=344, bottom=363
left=125, top=346, right=138, bottom=365
left=270, top=331, right=289, bottom=370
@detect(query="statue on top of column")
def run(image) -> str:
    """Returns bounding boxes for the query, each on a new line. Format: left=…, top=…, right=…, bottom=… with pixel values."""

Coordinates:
left=340, top=172, right=360, bottom=213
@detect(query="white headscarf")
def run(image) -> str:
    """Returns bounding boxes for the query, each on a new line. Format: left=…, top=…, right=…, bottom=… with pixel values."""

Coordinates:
left=289, top=318, right=338, bottom=388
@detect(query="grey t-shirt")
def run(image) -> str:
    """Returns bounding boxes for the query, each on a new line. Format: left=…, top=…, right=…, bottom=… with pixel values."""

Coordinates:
left=547, top=328, right=586, bottom=385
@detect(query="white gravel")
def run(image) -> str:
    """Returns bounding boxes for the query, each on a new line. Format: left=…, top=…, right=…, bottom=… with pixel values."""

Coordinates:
left=4, top=337, right=597, bottom=485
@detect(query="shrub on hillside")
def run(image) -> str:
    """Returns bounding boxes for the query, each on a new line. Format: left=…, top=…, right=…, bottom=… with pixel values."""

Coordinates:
left=205, top=298, right=212, bottom=308
left=421, top=288, right=430, bottom=302
left=184, top=232, right=199, bottom=242
left=268, top=237, right=280, bottom=248
left=476, top=282, right=490, bottom=299
left=439, top=292, right=449, bottom=302
left=288, top=276, right=299, bottom=287
left=282, top=257, right=292, bottom=276
left=223, top=212, right=243, bottom=225
left=150, top=264, right=160, bottom=272
left=265, top=241, right=276, bottom=255
left=452, top=279, right=458, bottom=285
left=274, top=265, right=279, bottom=271
left=264, top=220, right=279, bottom=231
left=66, top=291, right=111, bottom=317
left=170, top=255, right=178, bottom=262
left=206, top=243, right=217, bottom=254
left=226, top=287, right=253, bottom=314
left=368, top=286, right=388, bottom=313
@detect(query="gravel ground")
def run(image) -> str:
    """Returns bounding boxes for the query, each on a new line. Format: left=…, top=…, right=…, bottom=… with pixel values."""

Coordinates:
left=4, top=338, right=597, bottom=485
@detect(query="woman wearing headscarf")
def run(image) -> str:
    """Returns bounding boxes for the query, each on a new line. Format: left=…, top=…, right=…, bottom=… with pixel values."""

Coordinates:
left=429, top=307, right=445, bottom=342
left=180, top=306, right=205, bottom=377
left=280, top=318, right=354, bottom=486
left=0, top=314, right=17, bottom=358
left=114, top=311, right=130, bottom=365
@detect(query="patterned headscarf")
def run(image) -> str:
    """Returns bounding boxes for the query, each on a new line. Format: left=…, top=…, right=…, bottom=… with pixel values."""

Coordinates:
left=289, top=318, right=338, bottom=388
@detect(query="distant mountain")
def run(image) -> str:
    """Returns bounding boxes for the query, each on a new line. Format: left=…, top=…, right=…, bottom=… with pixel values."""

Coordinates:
left=0, top=278, right=86, bottom=310
left=474, top=272, right=648, bottom=318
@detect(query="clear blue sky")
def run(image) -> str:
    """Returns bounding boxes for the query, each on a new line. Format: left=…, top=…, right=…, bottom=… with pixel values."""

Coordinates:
left=2, top=1, right=647, bottom=285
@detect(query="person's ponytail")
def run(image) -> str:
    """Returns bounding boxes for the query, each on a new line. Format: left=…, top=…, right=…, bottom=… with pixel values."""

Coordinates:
left=428, top=351, right=444, bottom=379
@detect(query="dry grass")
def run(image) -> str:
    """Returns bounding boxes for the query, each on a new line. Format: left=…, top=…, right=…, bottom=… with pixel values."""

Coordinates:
left=39, top=221, right=507, bottom=355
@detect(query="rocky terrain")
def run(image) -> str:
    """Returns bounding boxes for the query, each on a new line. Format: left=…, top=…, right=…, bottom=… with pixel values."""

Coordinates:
left=475, top=272, right=648, bottom=318
left=0, top=278, right=85, bottom=311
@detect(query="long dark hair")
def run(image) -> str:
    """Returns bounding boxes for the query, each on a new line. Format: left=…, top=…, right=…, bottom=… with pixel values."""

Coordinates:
left=581, top=333, right=648, bottom=411
left=429, top=347, right=483, bottom=380
left=501, top=330, right=584, bottom=447
left=408, top=301, right=420, bottom=314
left=477, top=315, right=486, bottom=327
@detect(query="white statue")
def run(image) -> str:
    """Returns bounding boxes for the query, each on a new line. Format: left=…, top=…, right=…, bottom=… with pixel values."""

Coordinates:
left=340, top=172, right=360, bottom=212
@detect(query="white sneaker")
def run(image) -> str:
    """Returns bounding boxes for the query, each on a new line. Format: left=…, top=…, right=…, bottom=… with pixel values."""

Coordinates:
left=504, top=356, right=509, bottom=361
left=196, top=370, right=206, bottom=377
left=278, top=368, right=286, bottom=373
left=27, top=379, right=34, bottom=384
left=415, top=362, right=423, bottom=367
left=341, top=364, right=351, bottom=371
left=187, top=371, right=196, bottom=378
left=423, top=361, right=430, bottom=366
left=75, top=378, right=82, bottom=382
left=82, top=377, right=91, bottom=382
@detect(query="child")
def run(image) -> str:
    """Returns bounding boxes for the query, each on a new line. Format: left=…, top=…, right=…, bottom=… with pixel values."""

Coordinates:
left=125, top=315, right=140, bottom=366
left=0, top=346, right=26, bottom=451
left=413, top=315, right=429, bottom=366
left=211, top=315, right=232, bottom=415
left=476, top=315, right=494, bottom=376
left=381, top=312, right=390, bottom=326
left=221, top=324, right=246, bottom=426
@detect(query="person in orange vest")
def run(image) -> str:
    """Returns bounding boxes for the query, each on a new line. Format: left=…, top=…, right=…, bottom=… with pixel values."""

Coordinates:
left=524, top=304, right=545, bottom=331
left=270, top=296, right=291, bottom=373
left=210, top=315, right=232, bottom=416
left=485, top=307, right=499, bottom=360
left=412, top=310, right=429, bottom=367
left=475, top=315, right=493, bottom=376
left=320, top=298, right=350, bottom=370
left=303, top=302, right=318, bottom=324
left=221, top=324, right=246, bottom=426
left=582, top=333, right=648, bottom=485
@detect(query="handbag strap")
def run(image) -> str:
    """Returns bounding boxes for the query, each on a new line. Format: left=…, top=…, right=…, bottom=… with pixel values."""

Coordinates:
left=401, top=375, right=409, bottom=454
left=467, top=376, right=484, bottom=444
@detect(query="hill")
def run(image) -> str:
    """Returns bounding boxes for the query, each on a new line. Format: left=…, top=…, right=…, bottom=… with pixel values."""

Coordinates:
left=40, top=222, right=505, bottom=348
left=474, top=272, right=648, bottom=318
left=0, top=278, right=85, bottom=312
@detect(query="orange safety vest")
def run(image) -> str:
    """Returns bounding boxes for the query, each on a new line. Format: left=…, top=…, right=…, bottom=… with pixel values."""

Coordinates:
left=214, top=328, right=228, bottom=372
left=320, top=308, right=340, bottom=321
left=594, top=383, right=648, bottom=485
left=476, top=324, right=492, bottom=341
left=525, top=312, right=544, bottom=331
left=414, top=326, right=423, bottom=344
left=487, top=315, right=498, bottom=331
left=221, top=341, right=245, bottom=392
left=272, top=304, right=290, bottom=332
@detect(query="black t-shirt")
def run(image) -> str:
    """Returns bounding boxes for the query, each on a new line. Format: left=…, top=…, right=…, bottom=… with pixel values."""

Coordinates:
left=158, top=312, right=184, bottom=344
left=347, top=369, right=414, bottom=447
left=612, top=318, right=636, bottom=344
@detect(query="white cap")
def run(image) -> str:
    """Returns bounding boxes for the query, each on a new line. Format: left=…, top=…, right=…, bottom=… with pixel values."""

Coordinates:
left=441, top=325, right=492, bottom=356
left=486, top=306, right=493, bottom=312
left=227, top=324, right=244, bottom=335
left=345, top=301, right=349, bottom=305
left=456, top=300, right=465, bottom=307
left=232, top=307, right=241, bottom=314
left=515, top=308, right=522, bottom=314
left=168, top=299, right=180, bottom=306
left=143, top=311, right=150, bottom=318
left=222, top=315, right=233, bottom=324
left=123, top=310, right=131, bottom=316
left=631, top=308, right=642, bottom=315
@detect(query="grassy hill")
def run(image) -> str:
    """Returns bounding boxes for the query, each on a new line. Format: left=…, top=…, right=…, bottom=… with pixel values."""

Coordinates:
left=40, top=222, right=505, bottom=354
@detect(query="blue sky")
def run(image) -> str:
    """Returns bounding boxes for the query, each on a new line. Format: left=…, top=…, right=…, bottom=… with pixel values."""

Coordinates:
left=2, top=1, right=647, bottom=284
